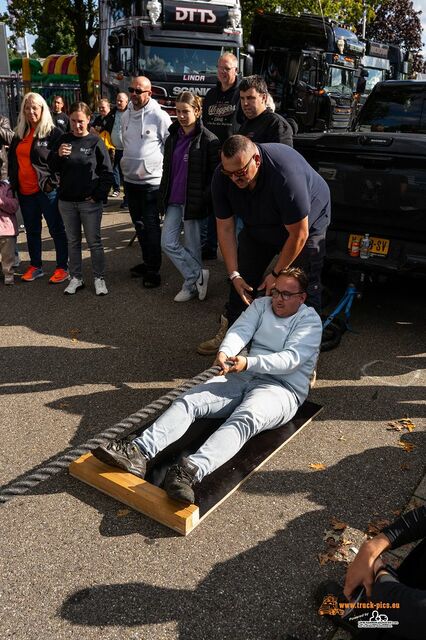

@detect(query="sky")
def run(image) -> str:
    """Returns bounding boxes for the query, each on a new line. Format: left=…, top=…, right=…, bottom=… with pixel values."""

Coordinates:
left=415, top=0, right=426, bottom=53
left=1, top=0, right=426, bottom=56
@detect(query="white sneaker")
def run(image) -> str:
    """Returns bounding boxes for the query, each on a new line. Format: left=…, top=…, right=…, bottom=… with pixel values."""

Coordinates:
left=94, top=277, right=108, bottom=296
left=64, top=277, right=84, bottom=295
left=174, top=288, right=196, bottom=302
left=196, top=269, right=209, bottom=301
left=4, top=275, right=14, bottom=285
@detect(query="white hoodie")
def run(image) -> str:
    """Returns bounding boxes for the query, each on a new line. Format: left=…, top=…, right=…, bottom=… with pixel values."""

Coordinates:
left=120, top=98, right=172, bottom=186
left=219, top=298, right=322, bottom=405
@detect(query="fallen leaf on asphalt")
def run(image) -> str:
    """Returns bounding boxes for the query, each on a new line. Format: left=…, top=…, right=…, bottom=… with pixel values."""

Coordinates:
left=325, top=537, right=340, bottom=547
left=116, top=508, right=130, bottom=517
left=341, top=538, right=353, bottom=546
left=400, top=463, right=411, bottom=471
left=366, top=518, right=391, bottom=536
left=387, top=418, right=416, bottom=433
left=338, top=435, right=345, bottom=441
left=69, top=328, right=81, bottom=342
left=398, top=440, right=415, bottom=452
left=58, top=402, right=70, bottom=409
left=318, top=551, right=335, bottom=566
left=330, top=517, right=348, bottom=531
left=309, top=462, right=326, bottom=471
left=400, top=418, right=416, bottom=432
left=387, top=422, right=404, bottom=432
left=392, top=509, right=402, bottom=517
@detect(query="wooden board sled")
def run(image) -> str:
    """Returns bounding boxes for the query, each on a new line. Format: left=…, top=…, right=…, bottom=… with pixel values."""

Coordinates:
left=69, top=401, right=322, bottom=535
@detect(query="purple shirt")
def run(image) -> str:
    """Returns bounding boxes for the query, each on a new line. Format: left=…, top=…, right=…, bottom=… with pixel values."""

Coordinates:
left=168, top=127, right=195, bottom=205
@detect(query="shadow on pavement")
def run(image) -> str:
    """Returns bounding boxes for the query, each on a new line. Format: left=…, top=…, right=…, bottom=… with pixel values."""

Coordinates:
left=59, top=440, right=426, bottom=639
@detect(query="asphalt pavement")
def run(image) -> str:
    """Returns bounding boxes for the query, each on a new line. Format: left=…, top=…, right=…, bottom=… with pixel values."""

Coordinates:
left=1, top=201, right=425, bottom=640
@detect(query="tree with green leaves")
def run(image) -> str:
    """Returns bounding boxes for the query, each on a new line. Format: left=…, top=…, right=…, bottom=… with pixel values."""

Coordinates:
left=32, top=20, right=76, bottom=59
left=364, top=0, right=424, bottom=71
left=3, top=0, right=98, bottom=104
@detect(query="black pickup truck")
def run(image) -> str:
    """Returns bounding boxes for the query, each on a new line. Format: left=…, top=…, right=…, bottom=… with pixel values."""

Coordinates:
left=294, top=81, right=426, bottom=276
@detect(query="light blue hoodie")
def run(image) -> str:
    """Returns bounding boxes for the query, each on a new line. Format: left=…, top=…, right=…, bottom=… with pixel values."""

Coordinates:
left=120, top=98, right=172, bottom=185
left=219, top=297, right=322, bottom=404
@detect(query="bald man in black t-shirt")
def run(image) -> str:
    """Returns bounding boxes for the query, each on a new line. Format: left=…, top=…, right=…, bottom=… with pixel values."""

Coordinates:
left=213, top=135, right=330, bottom=325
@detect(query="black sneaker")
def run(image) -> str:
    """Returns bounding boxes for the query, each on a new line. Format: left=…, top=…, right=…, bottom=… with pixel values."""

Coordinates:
left=93, top=438, right=147, bottom=479
left=163, top=458, right=198, bottom=503
left=130, top=263, right=148, bottom=277
left=143, top=272, right=161, bottom=288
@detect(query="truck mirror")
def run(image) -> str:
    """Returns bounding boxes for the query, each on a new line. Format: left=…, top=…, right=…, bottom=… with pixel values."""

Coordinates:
left=246, top=44, right=255, bottom=56
left=239, top=51, right=253, bottom=75
left=243, top=55, right=253, bottom=76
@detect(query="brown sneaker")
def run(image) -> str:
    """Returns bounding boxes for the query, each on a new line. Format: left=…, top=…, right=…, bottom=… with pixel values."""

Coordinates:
left=197, top=314, right=228, bottom=356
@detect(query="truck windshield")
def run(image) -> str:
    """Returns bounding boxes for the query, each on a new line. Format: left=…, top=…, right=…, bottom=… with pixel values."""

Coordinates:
left=357, top=85, right=426, bottom=133
left=365, top=68, right=386, bottom=92
left=323, top=66, right=354, bottom=96
left=137, top=45, right=223, bottom=75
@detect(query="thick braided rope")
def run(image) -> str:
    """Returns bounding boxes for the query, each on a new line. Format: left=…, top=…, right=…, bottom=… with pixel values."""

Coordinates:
left=0, top=365, right=220, bottom=504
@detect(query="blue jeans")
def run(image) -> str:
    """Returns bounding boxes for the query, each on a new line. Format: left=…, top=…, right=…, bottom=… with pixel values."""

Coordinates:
left=161, top=204, right=202, bottom=292
left=18, top=190, right=68, bottom=270
left=125, top=181, right=161, bottom=273
left=134, top=371, right=298, bottom=482
left=59, top=200, right=105, bottom=278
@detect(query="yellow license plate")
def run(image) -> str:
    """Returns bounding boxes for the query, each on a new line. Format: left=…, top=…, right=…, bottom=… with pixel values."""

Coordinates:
left=348, top=234, right=390, bottom=256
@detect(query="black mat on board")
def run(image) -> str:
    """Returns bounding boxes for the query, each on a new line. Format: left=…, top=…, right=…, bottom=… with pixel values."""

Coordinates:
left=128, top=401, right=321, bottom=518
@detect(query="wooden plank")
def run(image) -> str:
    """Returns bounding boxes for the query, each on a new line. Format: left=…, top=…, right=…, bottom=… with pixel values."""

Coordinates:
left=69, top=401, right=322, bottom=535
left=69, top=453, right=199, bottom=536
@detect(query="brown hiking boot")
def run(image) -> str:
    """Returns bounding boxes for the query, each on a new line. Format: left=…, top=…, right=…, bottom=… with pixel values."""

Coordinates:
left=197, top=314, right=228, bottom=356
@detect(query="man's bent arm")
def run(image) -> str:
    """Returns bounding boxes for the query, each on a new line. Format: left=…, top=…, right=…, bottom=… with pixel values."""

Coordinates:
left=216, top=217, right=238, bottom=274
left=275, top=217, right=309, bottom=272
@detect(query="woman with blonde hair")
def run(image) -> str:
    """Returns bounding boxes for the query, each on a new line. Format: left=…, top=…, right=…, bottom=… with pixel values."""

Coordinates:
left=8, top=92, right=68, bottom=283
left=159, top=91, right=220, bottom=301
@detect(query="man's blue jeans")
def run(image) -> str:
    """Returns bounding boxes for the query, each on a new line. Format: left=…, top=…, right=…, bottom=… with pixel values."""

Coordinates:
left=125, top=181, right=161, bottom=274
left=18, top=190, right=68, bottom=270
left=161, top=204, right=202, bottom=293
left=134, top=372, right=299, bottom=482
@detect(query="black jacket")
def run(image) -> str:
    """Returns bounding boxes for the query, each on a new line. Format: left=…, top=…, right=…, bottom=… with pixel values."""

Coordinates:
left=239, top=109, right=293, bottom=147
left=49, top=132, right=113, bottom=202
left=8, top=126, right=63, bottom=194
left=159, top=120, right=220, bottom=220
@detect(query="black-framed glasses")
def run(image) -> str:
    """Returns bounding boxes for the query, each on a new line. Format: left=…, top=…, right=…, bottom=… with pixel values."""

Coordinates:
left=271, top=288, right=304, bottom=300
left=128, top=87, right=150, bottom=95
left=220, top=155, right=256, bottom=179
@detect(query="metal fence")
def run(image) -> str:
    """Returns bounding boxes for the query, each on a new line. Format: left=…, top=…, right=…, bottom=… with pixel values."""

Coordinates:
left=0, top=76, right=21, bottom=126
left=0, top=76, right=81, bottom=126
